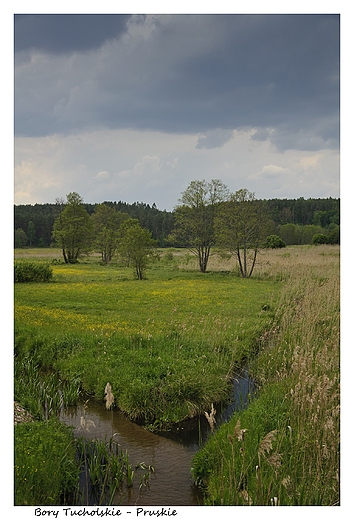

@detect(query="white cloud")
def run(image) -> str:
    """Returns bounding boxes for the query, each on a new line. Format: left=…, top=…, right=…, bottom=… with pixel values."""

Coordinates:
left=95, top=170, right=110, bottom=180
left=249, top=164, right=290, bottom=180
left=14, top=127, right=339, bottom=210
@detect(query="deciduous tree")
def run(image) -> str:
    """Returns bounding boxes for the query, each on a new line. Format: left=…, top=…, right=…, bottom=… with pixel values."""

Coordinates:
left=170, top=179, right=229, bottom=273
left=52, top=192, right=92, bottom=264
left=27, top=221, right=36, bottom=247
left=216, top=189, right=271, bottom=278
left=91, top=204, right=129, bottom=264
left=118, top=219, right=157, bottom=279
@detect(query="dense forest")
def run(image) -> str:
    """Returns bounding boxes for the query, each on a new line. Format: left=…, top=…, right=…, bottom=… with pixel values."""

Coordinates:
left=14, top=196, right=339, bottom=248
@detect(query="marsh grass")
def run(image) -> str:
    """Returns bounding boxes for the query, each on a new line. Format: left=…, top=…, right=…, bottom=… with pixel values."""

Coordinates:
left=192, top=245, right=340, bottom=505
left=14, top=355, right=81, bottom=420
left=14, top=418, right=79, bottom=505
left=75, top=435, right=154, bottom=505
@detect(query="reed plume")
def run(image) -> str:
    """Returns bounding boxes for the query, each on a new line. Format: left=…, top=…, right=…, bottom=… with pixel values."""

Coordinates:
left=104, top=382, right=114, bottom=410
left=79, top=416, right=96, bottom=432
left=204, top=403, right=216, bottom=432
left=258, top=430, right=277, bottom=457
left=233, top=418, right=248, bottom=441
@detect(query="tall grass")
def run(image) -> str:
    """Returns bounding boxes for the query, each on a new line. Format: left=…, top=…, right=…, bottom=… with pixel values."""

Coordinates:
left=14, top=418, right=79, bottom=505
left=75, top=435, right=154, bottom=505
left=14, top=355, right=81, bottom=420
left=14, top=418, right=154, bottom=506
left=192, top=245, right=340, bottom=505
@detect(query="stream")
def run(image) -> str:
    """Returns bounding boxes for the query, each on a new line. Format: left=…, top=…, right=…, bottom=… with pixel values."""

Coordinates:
left=59, top=369, right=255, bottom=506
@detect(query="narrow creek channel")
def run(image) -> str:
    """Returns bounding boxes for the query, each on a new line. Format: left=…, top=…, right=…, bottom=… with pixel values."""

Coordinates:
left=59, top=369, right=255, bottom=506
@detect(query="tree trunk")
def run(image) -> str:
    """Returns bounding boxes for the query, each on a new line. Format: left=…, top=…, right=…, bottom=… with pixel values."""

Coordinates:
left=249, top=247, right=258, bottom=278
left=198, top=247, right=210, bottom=273
left=243, top=240, right=247, bottom=278
left=236, top=248, right=245, bottom=278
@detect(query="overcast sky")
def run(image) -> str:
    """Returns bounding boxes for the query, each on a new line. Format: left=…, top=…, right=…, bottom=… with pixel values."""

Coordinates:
left=14, top=12, right=340, bottom=211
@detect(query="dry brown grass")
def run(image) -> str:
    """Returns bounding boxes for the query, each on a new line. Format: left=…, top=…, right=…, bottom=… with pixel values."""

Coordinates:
left=176, top=244, right=339, bottom=279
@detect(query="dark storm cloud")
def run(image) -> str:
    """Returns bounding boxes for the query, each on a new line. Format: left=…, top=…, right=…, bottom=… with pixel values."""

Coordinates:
left=14, top=14, right=131, bottom=54
left=14, top=14, right=339, bottom=152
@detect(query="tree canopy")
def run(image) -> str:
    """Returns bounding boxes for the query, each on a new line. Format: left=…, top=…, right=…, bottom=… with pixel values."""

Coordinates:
left=118, top=219, right=157, bottom=279
left=215, top=189, right=272, bottom=277
left=170, top=179, right=229, bottom=272
left=52, top=192, right=93, bottom=264
left=91, top=204, right=129, bottom=264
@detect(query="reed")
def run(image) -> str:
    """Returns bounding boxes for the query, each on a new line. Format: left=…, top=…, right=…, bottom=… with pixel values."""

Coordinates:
left=192, top=245, right=340, bottom=505
left=104, top=383, right=115, bottom=410
left=75, top=436, right=154, bottom=505
left=204, top=404, right=216, bottom=433
left=14, top=355, right=81, bottom=420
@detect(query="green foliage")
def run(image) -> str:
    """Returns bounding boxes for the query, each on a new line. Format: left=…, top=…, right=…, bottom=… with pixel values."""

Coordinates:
left=14, top=257, right=277, bottom=428
left=14, top=260, right=53, bottom=283
left=170, top=179, right=229, bottom=272
left=14, top=354, right=81, bottom=420
left=279, top=223, right=327, bottom=245
left=265, top=235, right=286, bottom=249
left=14, top=418, right=79, bottom=505
left=75, top=436, right=154, bottom=505
left=216, top=189, right=272, bottom=278
left=118, top=219, right=157, bottom=279
left=192, top=382, right=289, bottom=504
left=14, top=197, right=340, bottom=248
left=92, top=204, right=129, bottom=264
left=27, top=220, right=36, bottom=246
left=312, top=233, right=328, bottom=245
left=279, top=223, right=298, bottom=245
left=192, top=259, right=339, bottom=506
left=52, top=192, right=93, bottom=264
left=328, top=225, right=340, bottom=244
left=15, top=228, right=28, bottom=248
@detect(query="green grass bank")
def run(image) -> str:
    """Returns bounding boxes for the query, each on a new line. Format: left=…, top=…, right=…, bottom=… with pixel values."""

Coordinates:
left=191, top=246, right=340, bottom=505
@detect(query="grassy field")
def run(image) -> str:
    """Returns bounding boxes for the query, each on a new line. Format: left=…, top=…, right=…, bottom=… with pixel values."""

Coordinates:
left=14, top=247, right=279, bottom=427
left=14, top=245, right=340, bottom=506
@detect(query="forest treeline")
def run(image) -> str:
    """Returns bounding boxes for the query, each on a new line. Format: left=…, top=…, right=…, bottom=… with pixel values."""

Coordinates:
left=14, top=196, right=339, bottom=248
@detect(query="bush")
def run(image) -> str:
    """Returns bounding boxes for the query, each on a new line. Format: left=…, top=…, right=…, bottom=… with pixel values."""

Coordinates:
left=265, top=235, right=286, bottom=249
left=312, top=233, right=328, bottom=245
left=14, top=261, right=53, bottom=283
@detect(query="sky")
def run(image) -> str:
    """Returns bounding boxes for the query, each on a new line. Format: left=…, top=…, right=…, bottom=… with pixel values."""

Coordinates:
left=13, top=10, right=340, bottom=211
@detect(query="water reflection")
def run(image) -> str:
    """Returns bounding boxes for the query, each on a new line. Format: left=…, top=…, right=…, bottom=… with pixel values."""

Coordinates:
left=60, top=369, right=254, bottom=506
left=60, top=401, right=202, bottom=506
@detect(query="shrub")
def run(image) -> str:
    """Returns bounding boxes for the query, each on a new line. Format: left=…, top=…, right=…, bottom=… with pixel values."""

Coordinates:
left=265, top=235, right=286, bottom=249
left=14, top=261, right=53, bottom=283
left=312, top=233, right=328, bottom=245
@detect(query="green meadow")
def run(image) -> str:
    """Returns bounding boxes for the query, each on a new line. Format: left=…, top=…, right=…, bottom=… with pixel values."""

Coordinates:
left=14, top=245, right=339, bottom=505
left=14, top=248, right=278, bottom=428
